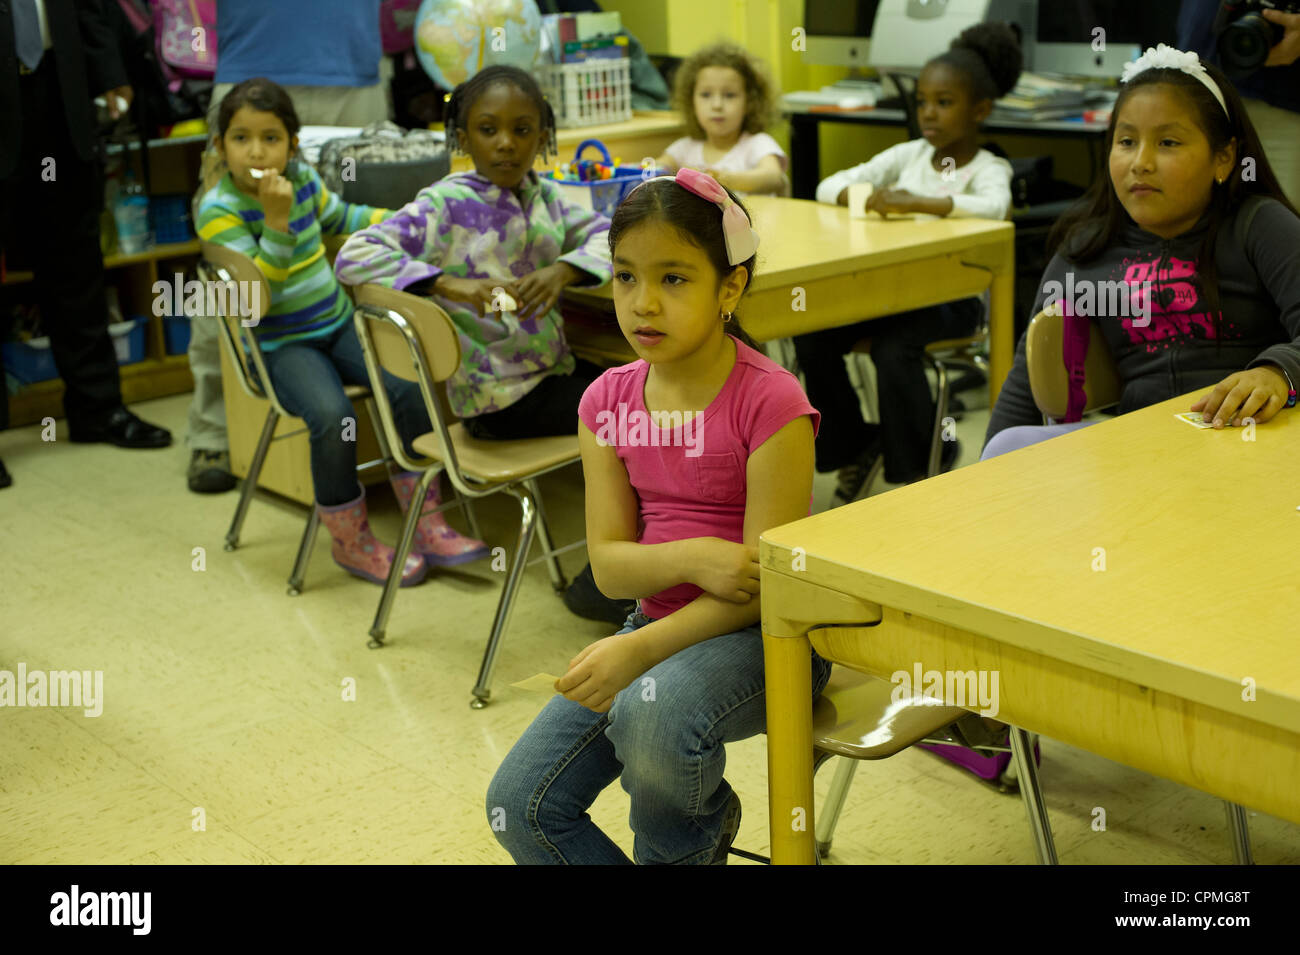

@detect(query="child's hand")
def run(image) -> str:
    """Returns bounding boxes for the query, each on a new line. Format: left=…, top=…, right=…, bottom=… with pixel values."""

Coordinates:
left=257, top=170, right=295, bottom=233
left=511, top=262, right=580, bottom=320
left=1190, top=366, right=1291, bottom=428
left=433, top=275, right=507, bottom=314
left=688, top=537, right=760, bottom=603
left=555, top=634, right=652, bottom=713
left=864, top=187, right=922, bottom=217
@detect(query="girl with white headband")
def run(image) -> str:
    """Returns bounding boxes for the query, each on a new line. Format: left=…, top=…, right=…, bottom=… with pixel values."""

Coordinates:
left=984, top=44, right=1300, bottom=455
left=489, top=169, right=828, bottom=864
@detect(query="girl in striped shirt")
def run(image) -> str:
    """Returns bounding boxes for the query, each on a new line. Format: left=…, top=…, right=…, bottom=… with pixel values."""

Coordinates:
left=197, top=78, right=488, bottom=588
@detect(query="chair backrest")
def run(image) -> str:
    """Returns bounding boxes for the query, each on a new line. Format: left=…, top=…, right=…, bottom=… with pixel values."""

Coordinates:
left=196, top=240, right=289, bottom=417
left=1025, top=303, right=1122, bottom=422
left=353, top=283, right=465, bottom=477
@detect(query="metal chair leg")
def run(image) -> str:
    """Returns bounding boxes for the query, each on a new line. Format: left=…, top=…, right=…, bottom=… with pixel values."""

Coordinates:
left=287, top=506, right=320, bottom=596
left=815, top=756, right=860, bottom=859
left=525, top=477, right=567, bottom=592
left=367, top=466, right=435, bottom=648
left=471, top=486, right=538, bottom=708
left=1010, top=726, right=1058, bottom=864
left=226, top=407, right=278, bottom=551
left=926, top=354, right=950, bottom=479
left=1224, top=802, right=1254, bottom=865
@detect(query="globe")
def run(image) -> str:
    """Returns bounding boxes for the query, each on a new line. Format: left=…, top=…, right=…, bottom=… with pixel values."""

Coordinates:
left=414, top=0, right=542, bottom=91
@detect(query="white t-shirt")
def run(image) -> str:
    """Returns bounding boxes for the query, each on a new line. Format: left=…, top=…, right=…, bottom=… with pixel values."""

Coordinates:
left=665, top=132, right=789, bottom=176
left=815, top=138, right=1013, bottom=220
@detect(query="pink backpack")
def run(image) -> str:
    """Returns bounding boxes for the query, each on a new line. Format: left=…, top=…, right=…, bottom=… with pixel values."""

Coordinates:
left=379, top=0, right=420, bottom=54
left=153, top=0, right=218, bottom=78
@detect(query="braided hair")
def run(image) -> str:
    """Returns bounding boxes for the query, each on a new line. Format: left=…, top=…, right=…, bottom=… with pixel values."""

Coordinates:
left=444, top=65, right=558, bottom=162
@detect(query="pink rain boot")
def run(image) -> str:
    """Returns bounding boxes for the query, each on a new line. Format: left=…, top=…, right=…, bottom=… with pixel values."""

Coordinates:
left=317, top=489, right=427, bottom=587
left=390, top=470, right=490, bottom=568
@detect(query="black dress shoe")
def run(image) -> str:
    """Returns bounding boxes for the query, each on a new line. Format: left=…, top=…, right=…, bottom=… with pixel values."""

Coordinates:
left=0, top=456, right=11, bottom=489
left=68, top=406, right=172, bottom=448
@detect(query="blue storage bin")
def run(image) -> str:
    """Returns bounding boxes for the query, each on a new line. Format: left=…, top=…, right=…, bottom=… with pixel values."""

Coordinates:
left=149, top=195, right=193, bottom=245
left=2, top=336, right=60, bottom=384
left=542, top=139, right=645, bottom=218
left=163, top=315, right=191, bottom=355
left=111, top=317, right=148, bottom=365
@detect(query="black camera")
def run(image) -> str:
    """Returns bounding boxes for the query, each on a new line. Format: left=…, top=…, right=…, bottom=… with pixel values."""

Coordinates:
left=1214, top=1, right=1299, bottom=76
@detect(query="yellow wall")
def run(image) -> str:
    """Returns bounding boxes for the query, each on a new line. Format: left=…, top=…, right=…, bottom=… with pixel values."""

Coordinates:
left=598, top=0, right=1098, bottom=189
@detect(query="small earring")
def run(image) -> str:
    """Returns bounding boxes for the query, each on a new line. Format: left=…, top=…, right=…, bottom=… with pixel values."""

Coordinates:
left=723, top=311, right=733, bottom=323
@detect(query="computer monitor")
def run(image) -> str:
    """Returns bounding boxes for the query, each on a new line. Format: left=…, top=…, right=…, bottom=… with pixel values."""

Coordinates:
left=802, top=0, right=882, bottom=70
left=867, top=0, right=1037, bottom=73
left=1033, top=1, right=1182, bottom=77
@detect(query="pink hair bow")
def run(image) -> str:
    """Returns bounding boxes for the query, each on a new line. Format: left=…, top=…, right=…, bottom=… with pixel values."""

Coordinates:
left=635, top=168, right=760, bottom=266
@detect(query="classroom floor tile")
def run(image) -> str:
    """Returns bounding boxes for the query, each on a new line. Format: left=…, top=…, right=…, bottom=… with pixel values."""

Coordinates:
left=2, top=391, right=1297, bottom=865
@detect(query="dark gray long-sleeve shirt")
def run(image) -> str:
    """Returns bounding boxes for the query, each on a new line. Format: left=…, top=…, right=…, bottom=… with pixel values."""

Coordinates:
left=986, top=197, right=1300, bottom=444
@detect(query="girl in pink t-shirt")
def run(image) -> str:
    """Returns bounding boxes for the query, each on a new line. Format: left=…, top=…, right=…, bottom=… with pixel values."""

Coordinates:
left=487, top=170, right=829, bottom=865
left=655, top=43, right=789, bottom=196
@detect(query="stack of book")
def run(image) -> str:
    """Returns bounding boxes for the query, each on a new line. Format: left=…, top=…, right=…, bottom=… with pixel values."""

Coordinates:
left=541, top=11, right=628, bottom=63
left=991, top=72, right=1089, bottom=121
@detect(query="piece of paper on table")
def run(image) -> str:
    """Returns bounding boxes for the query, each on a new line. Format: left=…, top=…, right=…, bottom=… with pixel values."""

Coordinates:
left=1174, top=411, right=1215, bottom=429
left=510, top=672, right=562, bottom=693
left=848, top=182, right=874, bottom=219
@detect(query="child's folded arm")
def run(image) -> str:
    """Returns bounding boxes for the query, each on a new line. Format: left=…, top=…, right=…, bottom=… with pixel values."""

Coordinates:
left=579, top=422, right=703, bottom=598
left=332, top=192, right=444, bottom=293
left=626, top=415, right=816, bottom=666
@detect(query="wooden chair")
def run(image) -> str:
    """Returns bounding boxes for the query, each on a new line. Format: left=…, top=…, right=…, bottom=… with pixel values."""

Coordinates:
left=197, top=241, right=396, bottom=595
left=1025, top=302, right=1121, bottom=423
left=352, top=284, right=585, bottom=708
left=785, top=667, right=1055, bottom=864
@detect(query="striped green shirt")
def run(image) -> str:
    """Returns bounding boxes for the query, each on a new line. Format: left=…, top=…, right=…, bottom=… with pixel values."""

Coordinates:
left=197, top=163, right=387, bottom=349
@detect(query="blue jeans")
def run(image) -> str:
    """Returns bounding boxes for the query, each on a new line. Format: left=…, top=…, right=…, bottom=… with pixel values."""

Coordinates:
left=261, top=319, right=432, bottom=506
left=980, top=420, right=1098, bottom=461
left=486, top=611, right=833, bottom=864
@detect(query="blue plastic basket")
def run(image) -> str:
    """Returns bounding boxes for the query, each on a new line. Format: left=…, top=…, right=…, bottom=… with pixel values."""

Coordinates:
left=149, top=194, right=193, bottom=245
left=2, top=337, right=59, bottom=384
left=163, top=315, right=191, bottom=355
left=542, top=139, right=645, bottom=218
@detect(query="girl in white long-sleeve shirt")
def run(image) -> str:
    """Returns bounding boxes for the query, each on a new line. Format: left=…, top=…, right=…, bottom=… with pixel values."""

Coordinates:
left=795, top=22, right=1021, bottom=499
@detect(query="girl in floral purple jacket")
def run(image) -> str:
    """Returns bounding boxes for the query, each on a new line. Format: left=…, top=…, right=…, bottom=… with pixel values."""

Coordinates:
left=335, top=66, right=614, bottom=437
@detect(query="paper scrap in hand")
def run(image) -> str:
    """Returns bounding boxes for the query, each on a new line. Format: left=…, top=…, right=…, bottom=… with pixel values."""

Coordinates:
left=510, top=672, right=563, bottom=693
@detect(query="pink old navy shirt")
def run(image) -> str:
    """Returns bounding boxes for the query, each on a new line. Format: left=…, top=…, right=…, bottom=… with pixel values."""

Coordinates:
left=577, top=337, right=820, bottom=620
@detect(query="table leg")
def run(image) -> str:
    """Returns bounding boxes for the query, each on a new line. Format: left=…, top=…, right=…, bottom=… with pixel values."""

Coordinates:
left=763, top=629, right=817, bottom=865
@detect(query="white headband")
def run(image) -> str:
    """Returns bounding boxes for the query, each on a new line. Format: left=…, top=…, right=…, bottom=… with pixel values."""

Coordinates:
left=1121, top=44, right=1229, bottom=118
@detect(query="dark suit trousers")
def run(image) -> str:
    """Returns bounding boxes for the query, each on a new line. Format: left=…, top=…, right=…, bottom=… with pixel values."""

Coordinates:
left=1, top=52, right=121, bottom=430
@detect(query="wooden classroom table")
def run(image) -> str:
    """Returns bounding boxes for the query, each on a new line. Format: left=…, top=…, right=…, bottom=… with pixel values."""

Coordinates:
left=563, top=195, right=1016, bottom=407
left=759, top=393, right=1300, bottom=864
